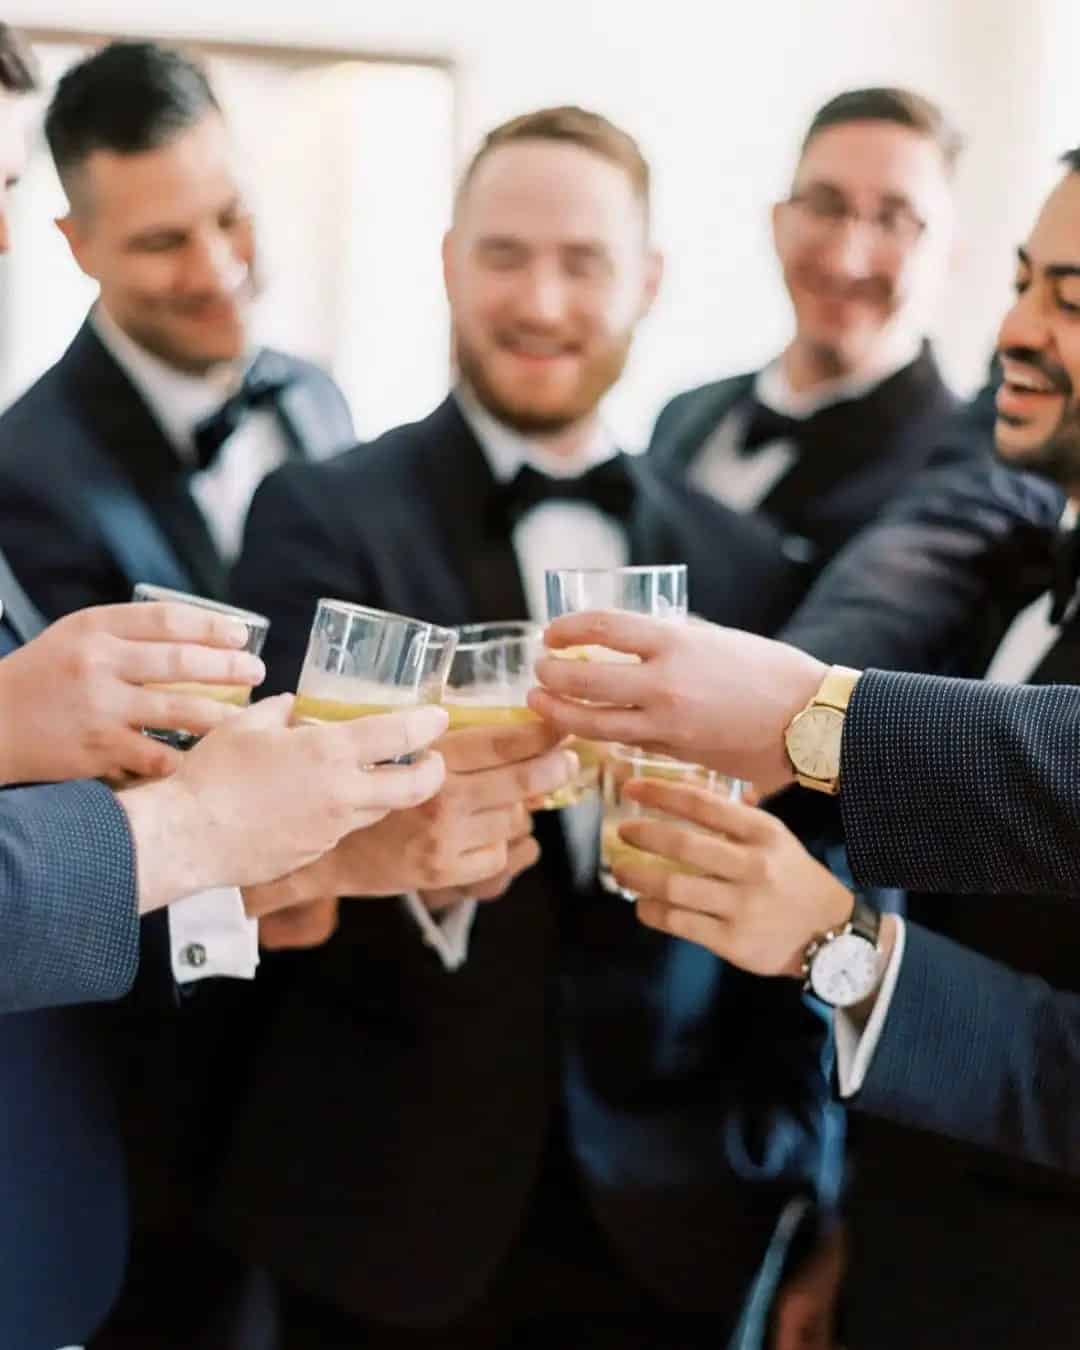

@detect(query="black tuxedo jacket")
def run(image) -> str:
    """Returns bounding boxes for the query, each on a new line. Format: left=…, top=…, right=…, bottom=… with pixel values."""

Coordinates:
left=0, top=319, right=355, bottom=619
left=213, top=396, right=838, bottom=1331
left=777, top=439, right=1080, bottom=1342
left=647, top=343, right=962, bottom=568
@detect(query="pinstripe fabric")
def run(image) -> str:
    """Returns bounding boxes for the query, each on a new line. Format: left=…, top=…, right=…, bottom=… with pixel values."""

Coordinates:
left=841, top=669, right=1080, bottom=897
left=0, top=778, right=139, bottom=1014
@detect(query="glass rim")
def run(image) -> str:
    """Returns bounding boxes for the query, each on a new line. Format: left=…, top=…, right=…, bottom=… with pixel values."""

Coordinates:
left=609, top=743, right=707, bottom=770
left=544, top=564, right=687, bottom=579
left=453, top=620, right=542, bottom=651
left=133, top=583, right=269, bottom=629
left=314, top=597, right=455, bottom=640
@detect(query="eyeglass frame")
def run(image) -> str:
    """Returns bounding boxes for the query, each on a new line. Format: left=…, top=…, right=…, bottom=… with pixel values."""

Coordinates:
left=783, top=185, right=927, bottom=253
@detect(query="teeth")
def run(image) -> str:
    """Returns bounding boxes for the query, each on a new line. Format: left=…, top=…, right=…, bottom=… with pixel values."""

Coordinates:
left=1006, top=370, right=1053, bottom=392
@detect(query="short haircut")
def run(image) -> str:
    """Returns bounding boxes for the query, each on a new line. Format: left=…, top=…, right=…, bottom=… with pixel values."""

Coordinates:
left=801, top=87, right=964, bottom=175
left=0, top=25, right=39, bottom=95
left=45, top=40, right=219, bottom=192
left=457, top=105, right=650, bottom=217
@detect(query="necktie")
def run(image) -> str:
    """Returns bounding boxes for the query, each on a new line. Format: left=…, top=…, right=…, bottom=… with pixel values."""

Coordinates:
left=191, top=353, right=294, bottom=470
left=738, top=398, right=806, bottom=457
left=498, top=456, right=636, bottom=529
left=1050, top=518, right=1080, bottom=624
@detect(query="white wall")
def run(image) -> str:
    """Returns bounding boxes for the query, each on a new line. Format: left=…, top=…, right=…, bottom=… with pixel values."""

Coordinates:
left=11, top=0, right=1066, bottom=446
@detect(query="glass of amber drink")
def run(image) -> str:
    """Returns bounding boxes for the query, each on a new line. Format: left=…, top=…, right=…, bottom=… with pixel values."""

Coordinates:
left=600, top=745, right=742, bottom=900
left=292, top=600, right=457, bottom=761
left=441, top=622, right=544, bottom=730
left=133, top=582, right=269, bottom=750
left=540, top=565, right=688, bottom=808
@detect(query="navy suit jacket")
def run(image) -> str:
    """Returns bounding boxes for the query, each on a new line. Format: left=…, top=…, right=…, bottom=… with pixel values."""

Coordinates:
left=212, top=396, right=836, bottom=1333
left=0, top=562, right=144, bottom=1349
left=0, top=318, right=355, bottom=619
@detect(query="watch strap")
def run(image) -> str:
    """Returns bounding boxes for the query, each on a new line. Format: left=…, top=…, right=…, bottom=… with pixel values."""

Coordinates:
left=814, top=665, right=862, bottom=713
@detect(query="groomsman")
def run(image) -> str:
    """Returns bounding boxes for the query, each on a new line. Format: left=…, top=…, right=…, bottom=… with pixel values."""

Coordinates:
left=650, top=87, right=970, bottom=579
left=218, top=106, right=850, bottom=1350
left=0, top=40, right=354, bottom=621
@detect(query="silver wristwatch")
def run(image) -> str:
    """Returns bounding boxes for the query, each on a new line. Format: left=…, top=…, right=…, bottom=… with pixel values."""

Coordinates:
left=801, top=896, right=883, bottom=1008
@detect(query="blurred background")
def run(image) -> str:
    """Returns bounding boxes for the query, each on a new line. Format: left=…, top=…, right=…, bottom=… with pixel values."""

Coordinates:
left=5, top=0, right=1078, bottom=447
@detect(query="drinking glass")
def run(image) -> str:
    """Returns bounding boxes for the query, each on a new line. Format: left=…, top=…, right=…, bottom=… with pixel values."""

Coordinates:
left=601, top=744, right=743, bottom=900
left=133, top=582, right=269, bottom=750
left=540, top=564, right=688, bottom=808
left=442, top=622, right=544, bottom=729
left=293, top=600, right=457, bottom=761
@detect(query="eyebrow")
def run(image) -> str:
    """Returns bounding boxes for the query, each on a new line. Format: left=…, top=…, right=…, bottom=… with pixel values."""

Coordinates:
left=1017, top=245, right=1080, bottom=279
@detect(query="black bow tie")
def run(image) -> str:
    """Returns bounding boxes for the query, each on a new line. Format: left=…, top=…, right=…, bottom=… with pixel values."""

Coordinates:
left=498, top=456, right=636, bottom=528
left=739, top=398, right=809, bottom=457
left=1050, top=517, right=1080, bottom=624
left=191, top=353, right=294, bottom=470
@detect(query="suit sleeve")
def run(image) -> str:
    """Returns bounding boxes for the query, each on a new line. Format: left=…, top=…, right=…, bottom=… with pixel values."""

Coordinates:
left=780, top=457, right=1063, bottom=675
left=840, top=669, right=1080, bottom=896
left=0, top=778, right=139, bottom=1013
left=855, top=921, right=1080, bottom=1174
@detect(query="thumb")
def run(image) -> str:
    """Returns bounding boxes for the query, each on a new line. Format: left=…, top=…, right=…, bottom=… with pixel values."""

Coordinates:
left=228, top=692, right=295, bottom=731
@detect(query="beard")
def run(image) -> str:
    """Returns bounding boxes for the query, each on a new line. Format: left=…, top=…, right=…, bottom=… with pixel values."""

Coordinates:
left=995, top=345, right=1080, bottom=488
left=455, top=325, right=634, bottom=435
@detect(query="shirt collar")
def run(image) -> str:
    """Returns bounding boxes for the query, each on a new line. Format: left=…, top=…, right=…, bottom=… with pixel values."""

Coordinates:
left=92, top=303, right=253, bottom=463
left=454, top=385, right=618, bottom=484
left=753, top=335, right=923, bottom=419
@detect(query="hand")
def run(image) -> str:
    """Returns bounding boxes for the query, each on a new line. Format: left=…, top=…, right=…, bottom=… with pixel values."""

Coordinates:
left=608, top=777, right=853, bottom=976
left=120, top=696, right=448, bottom=913
left=0, top=602, right=265, bottom=786
left=244, top=719, right=572, bottom=914
left=529, top=611, right=827, bottom=793
left=258, top=896, right=340, bottom=951
left=770, top=1221, right=847, bottom=1350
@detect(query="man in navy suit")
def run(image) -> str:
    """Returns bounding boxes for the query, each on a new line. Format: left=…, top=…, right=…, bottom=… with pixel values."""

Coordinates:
left=216, top=105, right=853, bottom=1350
left=0, top=41, right=355, bottom=623
left=648, top=87, right=964, bottom=578
left=532, top=147, right=1080, bottom=1348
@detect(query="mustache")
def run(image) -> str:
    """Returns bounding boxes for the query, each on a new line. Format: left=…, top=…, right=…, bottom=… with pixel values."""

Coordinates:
left=999, top=346, right=1073, bottom=395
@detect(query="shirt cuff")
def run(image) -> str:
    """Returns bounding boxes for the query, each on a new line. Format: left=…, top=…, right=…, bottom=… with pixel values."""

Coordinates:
left=401, top=893, right=478, bottom=971
left=834, top=915, right=907, bottom=1097
left=168, top=887, right=260, bottom=984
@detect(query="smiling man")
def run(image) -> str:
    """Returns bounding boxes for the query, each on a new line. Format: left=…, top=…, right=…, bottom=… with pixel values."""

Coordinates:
left=649, top=88, right=966, bottom=578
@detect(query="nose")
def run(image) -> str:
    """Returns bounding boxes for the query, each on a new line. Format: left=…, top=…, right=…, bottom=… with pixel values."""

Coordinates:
left=182, top=227, right=247, bottom=296
left=516, top=260, right=569, bottom=327
left=817, top=218, right=877, bottom=282
left=997, top=285, right=1050, bottom=357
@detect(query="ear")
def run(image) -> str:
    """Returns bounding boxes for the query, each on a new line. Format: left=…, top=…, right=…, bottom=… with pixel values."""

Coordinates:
left=55, top=212, right=98, bottom=280
left=441, top=228, right=455, bottom=302
left=770, top=199, right=785, bottom=255
left=638, top=246, right=664, bottom=320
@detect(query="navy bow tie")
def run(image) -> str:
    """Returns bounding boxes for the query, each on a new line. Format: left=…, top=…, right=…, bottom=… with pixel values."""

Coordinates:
left=738, top=399, right=809, bottom=457
left=191, top=354, right=293, bottom=470
left=498, top=456, right=636, bottom=527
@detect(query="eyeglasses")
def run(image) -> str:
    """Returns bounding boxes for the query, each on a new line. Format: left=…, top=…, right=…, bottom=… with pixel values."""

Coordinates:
left=786, top=188, right=926, bottom=252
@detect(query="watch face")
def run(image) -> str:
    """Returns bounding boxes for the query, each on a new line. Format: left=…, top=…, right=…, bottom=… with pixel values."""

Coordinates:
left=809, top=933, right=881, bottom=1008
left=786, top=705, right=844, bottom=782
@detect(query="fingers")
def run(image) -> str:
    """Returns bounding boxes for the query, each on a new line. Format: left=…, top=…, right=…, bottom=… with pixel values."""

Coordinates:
left=339, top=704, right=449, bottom=765
left=473, top=834, right=541, bottom=900
left=355, top=749, right=446, bottom=814
left=259, top=896, right=340, bottom=950
left=618, top=817, right=747, bottom=880
left=527, top=687, right=654, bottom=746
left=634, top=897, right=729, bottom=957
left=613, top=857, right=737, bottom=919
left=457, top=802, right=533, bottom=852
left=230, top=692, right=296, bottom=730
left=622, top=779, right=764, bottom=843
left=92, top=601, right=255, bottom=649
left=543, top=610, right=671, bottom=659
left=448, top=745, right=578, bottom=812
left=131, top=689, right=248, bottom=738
left=533, top=653, right=646, bottom=707
left=108, top=728, right=183, bottom=781
left=118, top=639, right=265, bottom=690
left=437, top=719, right=562, bottom=773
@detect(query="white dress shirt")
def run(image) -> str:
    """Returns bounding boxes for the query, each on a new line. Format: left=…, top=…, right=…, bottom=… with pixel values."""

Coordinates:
left=690, top=339, right=923, bottom=514
left=93, top=305, right=271, bottom=984
left=402, top=388, right=626, bottom=971
left=834, top=501, right=1078, bottom=1093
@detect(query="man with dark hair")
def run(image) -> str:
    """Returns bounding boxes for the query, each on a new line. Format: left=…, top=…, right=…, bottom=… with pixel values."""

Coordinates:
left=649, top=87, right=968, bottom=584
left=532, top=147, right=1080, bottom=1349
left=214, top=105, right=839, bottom=1349
left=0, top=40, right=354, bottom=621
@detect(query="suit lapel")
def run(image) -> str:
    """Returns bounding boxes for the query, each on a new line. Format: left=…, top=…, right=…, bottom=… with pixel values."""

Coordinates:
left=59, top=323, right=225, bottom=597
left=662, top=375, right=753, bottom=473
left=0, top=549, right=44, bottom=642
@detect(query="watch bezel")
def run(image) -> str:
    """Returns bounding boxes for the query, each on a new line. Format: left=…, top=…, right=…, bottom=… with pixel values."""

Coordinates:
left=785, top=702, right=845, bottom=786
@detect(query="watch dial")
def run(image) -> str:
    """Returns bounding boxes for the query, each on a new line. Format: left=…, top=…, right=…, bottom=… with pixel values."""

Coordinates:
left=787, top=706, right=843, bottom=781
left=809, top=934, right=881, bottom=1007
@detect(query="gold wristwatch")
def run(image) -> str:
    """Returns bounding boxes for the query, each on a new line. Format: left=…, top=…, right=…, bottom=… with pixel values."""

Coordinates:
left=784, top=666, right=862, bottom=794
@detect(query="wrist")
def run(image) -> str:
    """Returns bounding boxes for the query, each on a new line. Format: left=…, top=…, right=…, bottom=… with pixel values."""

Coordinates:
left=119, top=777, right=217, bottom=913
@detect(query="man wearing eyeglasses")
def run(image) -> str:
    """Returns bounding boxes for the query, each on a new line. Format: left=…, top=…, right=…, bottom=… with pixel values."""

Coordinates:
left=649, top=88, right=970, bottom=579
